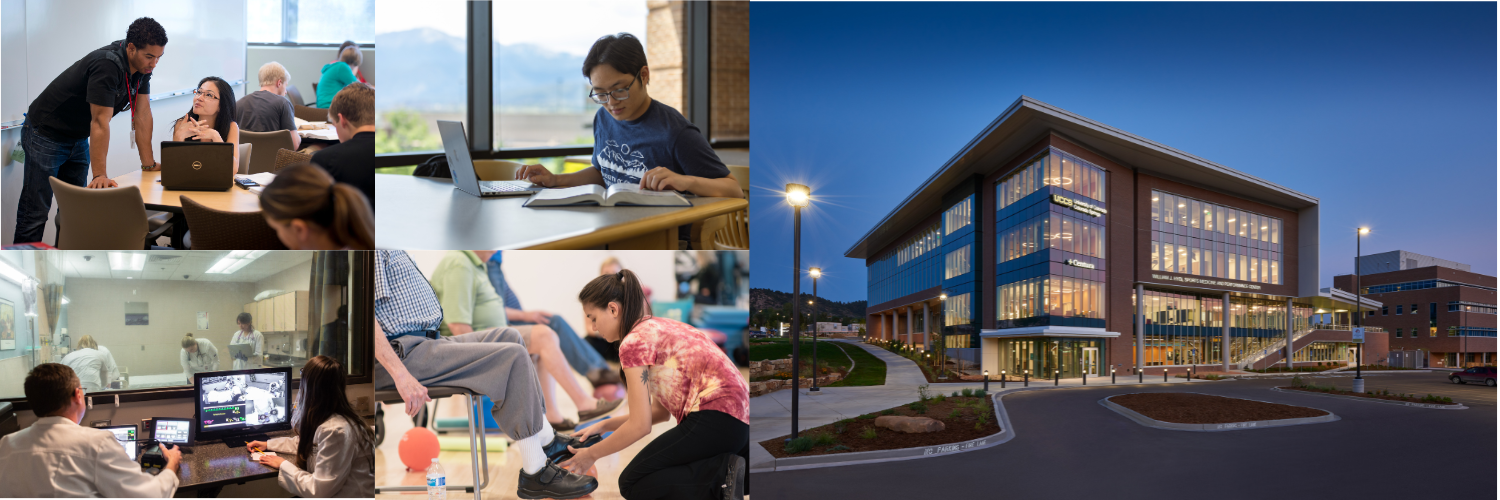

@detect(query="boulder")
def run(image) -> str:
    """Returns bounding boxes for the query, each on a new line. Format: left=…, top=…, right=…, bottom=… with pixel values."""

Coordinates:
left=874, top=415, right=945, bottom=433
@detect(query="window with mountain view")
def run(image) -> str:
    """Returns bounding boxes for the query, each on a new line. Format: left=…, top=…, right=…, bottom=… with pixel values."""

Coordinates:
left=374, top=0, right=467, bottom=156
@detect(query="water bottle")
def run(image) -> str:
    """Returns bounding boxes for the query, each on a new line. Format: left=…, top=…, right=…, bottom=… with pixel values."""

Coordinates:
left=425, top=458, right=446, bottom=500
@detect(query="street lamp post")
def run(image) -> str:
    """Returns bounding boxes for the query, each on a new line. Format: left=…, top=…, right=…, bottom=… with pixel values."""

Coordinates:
left=786, top=183, right=810, bottom=440
left=809, top=268, right=821, bottom=394
left=1354, top=227, right=1367, bottom=393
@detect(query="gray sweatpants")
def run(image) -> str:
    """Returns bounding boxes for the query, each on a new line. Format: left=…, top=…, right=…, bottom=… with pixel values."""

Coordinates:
left=375, top=327, right=546, bottom=440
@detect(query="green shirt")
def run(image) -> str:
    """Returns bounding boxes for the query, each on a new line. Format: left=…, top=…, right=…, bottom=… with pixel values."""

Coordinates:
left=315, top=61, right=358, bottom=108
left=432, top=251, right=507, bottom=336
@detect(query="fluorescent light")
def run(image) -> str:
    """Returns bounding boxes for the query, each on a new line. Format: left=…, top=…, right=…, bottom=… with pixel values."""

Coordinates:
left=108, top=252, right=146, bottom=271
left=206, top=250, right=269, bottom=275
left=61, top=296, right=70, bottom=305
left=0, top=259, right=29, bottom=284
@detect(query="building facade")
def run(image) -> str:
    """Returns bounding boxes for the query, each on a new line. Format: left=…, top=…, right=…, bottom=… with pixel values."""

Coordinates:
left=1333, top=257, right=1496, bottom=368
left=848, top=97, right=1377, bottom=378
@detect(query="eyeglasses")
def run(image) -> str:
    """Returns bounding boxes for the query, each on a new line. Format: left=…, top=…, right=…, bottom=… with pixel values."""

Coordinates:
left=192, top=89, right=219, bottom=101
left=588, top=73, right=638, bottom=104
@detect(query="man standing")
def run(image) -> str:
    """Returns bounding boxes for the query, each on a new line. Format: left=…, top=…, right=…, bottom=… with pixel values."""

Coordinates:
left=236, top=61, right=300, bottom=150
left=14, top=17, right=167, bottom=244
left=310, top=83, right=374, bottom=206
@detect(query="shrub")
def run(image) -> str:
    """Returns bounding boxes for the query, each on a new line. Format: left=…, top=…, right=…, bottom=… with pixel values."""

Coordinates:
left=811, top=433, right=837, bottom=447
left=935, top=394, right=946, bottom=403
left=960, top=388, right=973, bottom=397
left=949, top=409, right=962, bottom=419
left=977, top=411, right=990, bottom=424
left=976, top=389, right=987, bottom=397
left=975, top=422, right=983, bottom=431
left=1290, top=375, right=1304, bottom=388
left=908, top=401, right=928, bottom=414
left=918, top=384, right=933, bottom=402
left=856, top=414, right=875, bottom=420
left=833, top=422, right=847, bottom=434
left=828, top=445, right=852, bottom=452
left=861, top=428, right=878, bottom=439
left=784, top=436, right=813, bottom=454
left=881, top=408, right=896, bottom=416
left=952, top=390, right=961, bottom=398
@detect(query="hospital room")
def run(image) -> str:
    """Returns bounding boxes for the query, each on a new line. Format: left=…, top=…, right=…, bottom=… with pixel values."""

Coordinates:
left=0, top=250, right=375, bottom=497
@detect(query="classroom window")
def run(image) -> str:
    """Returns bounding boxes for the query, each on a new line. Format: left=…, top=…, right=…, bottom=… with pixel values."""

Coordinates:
left=375, top=0, right=467, bottom=155
left=995, top=148, right=1106, bottom=211
left=945, top=244, right=972, bottom=280
left=1448, top=302, right=1498, bottom=314
left=249, top=0, right=375, bottom=44
left=944, top=197, right=973, bottom=235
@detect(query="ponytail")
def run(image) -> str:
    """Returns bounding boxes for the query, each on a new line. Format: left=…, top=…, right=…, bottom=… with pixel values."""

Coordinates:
left=181, top=334, right=197, bottom=349
left=328, top=183, right=374, bottom=250
left=260, top=164, right=374, bottom=250
left=578, top=269, right=652, bottom=338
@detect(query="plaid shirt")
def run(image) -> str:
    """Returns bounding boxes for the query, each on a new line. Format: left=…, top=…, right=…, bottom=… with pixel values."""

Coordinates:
left=375, top=250, right=443, bottom=337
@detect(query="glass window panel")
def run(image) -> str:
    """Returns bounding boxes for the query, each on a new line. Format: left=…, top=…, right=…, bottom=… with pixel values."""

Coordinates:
left=1163, top=194, right=1176, bottom=225
left=1262, top=258, right=1271, bottom=284
left=248, top=0, right=284, bottom=43
left=1216, top=205, right=1227, bottom=233
left=1152, top=241, right=1160, bottom=270
left=1152, top=192, right=1161, bottom=221
left=1270, top=219, right=1280, bottom=244
left=1190, top=199, right=1201, bottom=229
left=1203, top=248, right=1213, bottom=278
left=1202, top=202, right=1213, bottom=232
left=377, top=0, right=467, bottom=155
left=1247, top=213, right=1258, bottom=241
left=291, top=0, right=375, bottom=44
left=1163, top=243, right=1175, bottom=273
left=1271, top=261, right=1279, bottom=285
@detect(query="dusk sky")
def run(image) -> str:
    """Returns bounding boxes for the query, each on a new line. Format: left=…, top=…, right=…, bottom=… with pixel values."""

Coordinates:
left=748, top=1, right=1497, bottom=303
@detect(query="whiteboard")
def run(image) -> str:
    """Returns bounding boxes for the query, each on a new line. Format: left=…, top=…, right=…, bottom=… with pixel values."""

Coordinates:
left=4, top=0, right=247, bottom=125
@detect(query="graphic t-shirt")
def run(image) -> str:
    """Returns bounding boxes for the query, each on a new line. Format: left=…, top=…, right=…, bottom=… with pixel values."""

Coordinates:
left=618, top=317, right=749, bottom=425
left=590, top=99, right=730, bottom=189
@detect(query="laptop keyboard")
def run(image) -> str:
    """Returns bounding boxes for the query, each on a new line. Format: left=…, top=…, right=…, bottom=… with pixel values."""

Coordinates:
left=480, top=181, right=529, bottom=193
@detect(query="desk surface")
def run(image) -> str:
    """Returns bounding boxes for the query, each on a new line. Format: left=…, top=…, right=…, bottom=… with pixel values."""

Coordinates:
left=375, top=173, right=749, bottom=250
left=175, top=429, right=293, bottom=490
left=113, top=170, right=261, bottom=212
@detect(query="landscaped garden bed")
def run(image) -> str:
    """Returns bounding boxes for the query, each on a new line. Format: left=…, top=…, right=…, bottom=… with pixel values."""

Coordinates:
left=760, top=386, right=1000, bottom=458
left=1107, top=393, right=1329, bottom=424
left=1279, top=376, right=1458, bottom=405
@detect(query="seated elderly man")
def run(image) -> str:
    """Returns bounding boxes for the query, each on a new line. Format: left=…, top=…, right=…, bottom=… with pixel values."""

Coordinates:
left=0, top=363, right=183, bottom=497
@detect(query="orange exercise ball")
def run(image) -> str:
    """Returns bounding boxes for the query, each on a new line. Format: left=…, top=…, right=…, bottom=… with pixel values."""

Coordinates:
left=398, top=427, right=440, bottom=471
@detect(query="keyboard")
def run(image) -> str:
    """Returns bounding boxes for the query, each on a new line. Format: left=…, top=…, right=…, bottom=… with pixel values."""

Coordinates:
left=480, top=181, right=532, bottom=193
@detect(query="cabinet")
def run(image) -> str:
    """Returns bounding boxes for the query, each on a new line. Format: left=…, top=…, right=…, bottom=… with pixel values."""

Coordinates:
left=243, top=291, right=310, bottom=333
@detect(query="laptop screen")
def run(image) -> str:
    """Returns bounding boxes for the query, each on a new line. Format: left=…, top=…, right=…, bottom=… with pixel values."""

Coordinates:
left=102, top=425, right=137, bottom=461
left=437, top=120, right=481, bottom=194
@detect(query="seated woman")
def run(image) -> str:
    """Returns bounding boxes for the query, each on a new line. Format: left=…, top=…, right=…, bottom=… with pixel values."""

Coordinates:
left=259, top=164, right=374, bottom=250
left=249, top=355, right=375, bottom=497
left=171, top=76, right=241, bottom=169
left=560, top=269, right=748, bottom=500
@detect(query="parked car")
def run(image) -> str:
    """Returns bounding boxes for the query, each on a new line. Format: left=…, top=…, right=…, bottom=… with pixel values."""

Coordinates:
left=1448, top=366, right=1497, bottom=387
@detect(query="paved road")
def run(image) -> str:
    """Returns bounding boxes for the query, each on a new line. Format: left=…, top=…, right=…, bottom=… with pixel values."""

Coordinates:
left=755, top=372, right=1495, bottom=499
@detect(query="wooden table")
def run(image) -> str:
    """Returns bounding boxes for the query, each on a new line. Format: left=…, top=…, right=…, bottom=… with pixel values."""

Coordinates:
left=375, top=173, right=749, bottom=250
left=113, top=169, right=262, bottom=248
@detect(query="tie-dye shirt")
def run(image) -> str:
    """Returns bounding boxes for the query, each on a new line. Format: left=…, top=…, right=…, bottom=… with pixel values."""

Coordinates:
left=619, top=317, right=749, bottom=425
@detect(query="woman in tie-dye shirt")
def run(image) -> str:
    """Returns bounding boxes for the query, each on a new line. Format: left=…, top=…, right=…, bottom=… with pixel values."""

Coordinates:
left=559, top=269, right=747, bottom=500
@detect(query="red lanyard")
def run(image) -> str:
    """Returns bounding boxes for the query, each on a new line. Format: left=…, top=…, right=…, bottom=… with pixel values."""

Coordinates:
left=125, top=71, right=136, bottom=122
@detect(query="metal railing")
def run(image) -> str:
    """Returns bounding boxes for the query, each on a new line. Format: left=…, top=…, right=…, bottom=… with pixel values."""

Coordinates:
left=1235, top=324, right=1387, bottom=370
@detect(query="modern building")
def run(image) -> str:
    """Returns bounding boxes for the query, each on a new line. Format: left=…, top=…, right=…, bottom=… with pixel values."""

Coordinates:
left=845, top=96, right=1381, bottom=378
left=1333, top=252, right=1496, bottom=368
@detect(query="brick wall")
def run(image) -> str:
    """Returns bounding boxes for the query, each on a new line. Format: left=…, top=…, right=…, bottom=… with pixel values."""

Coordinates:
left=645, top=1, right=749, bottom=139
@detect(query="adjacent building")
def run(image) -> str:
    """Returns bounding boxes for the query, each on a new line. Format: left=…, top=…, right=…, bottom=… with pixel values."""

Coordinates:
left=846, top=96, right=1379, bottom=378
left=1334, top=251, right=1496, bottom=368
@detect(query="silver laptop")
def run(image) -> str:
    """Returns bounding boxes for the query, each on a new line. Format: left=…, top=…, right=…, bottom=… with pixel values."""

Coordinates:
left=437, top=120, right=540, bottom=197
left=160, top=142, right=234, bottom=191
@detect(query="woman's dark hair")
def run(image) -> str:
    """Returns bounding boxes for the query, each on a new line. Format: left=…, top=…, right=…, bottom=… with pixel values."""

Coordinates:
left=173, top=76, right=236, bottom=142
left=292, top=356, right=374, bottom=473
left=337, top=40, right=363, bottom=67
left=582, top=33, right=647, bottom=80
left=126, top=17, right=168, bottom=49
left=578, top=269, right=652, bottom=339
left=260, top=164, right=374, bottom=250
left=236, top=312, right=252, bottom=326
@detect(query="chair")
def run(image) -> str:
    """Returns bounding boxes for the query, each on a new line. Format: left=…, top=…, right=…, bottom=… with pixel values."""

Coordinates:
left=375, top=387, right=490, bottom=500
left=472, top=160, right=523, bottom=181
left=285, top=84, right=305, bottom=107
left=178, top=196, right=288, bottom=250
left=48, top=177, right=171, bottom=249
left=274, top=148, right=313, bottom=173
left=694, top=164, right=750, bottom=250
left=238, top=142, right=253, bottom=175
left=293, top=103, right=329, bottom=122
left=239, top=130, right=294, bottom=175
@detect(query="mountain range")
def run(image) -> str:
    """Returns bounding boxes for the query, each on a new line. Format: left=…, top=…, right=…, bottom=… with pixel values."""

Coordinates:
left=376, top=28, right=594, bottom=112
left=750, top=288, right=868, bottom=322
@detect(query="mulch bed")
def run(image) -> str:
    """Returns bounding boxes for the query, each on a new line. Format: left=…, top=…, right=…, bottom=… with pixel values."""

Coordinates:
left=1278, top=386, right=1460, bottom=405
left=761, top=394, right=1001, bottom=458
left=1109, top=393, right=1328, bottom=424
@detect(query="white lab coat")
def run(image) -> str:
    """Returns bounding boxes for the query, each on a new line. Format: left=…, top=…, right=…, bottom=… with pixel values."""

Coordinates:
left=229, top=329, right=265, bottom=370
left=266, top=415, right=374, bottom=498
left=180, top=338, right=220, bottom=384
left=60, top=348, right=118, bottom=392
left=0, top=416, right=179, bottom=497
left=98, top=346, right=122, bottom=387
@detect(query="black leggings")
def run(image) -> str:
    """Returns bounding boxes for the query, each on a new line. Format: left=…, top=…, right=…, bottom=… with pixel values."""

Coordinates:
left=619, top=410, right=749, bottom=500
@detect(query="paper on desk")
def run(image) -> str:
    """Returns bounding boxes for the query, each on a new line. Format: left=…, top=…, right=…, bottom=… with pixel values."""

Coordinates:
left=250, top=451, right=278, bottom=460
left=235, top=172, right=277, bottom=194
left=299, top=127, right=339, bottom=141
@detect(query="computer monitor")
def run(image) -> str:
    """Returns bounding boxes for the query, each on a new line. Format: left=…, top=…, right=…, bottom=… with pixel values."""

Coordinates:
left=193, top=367, right=292, bottom=445
left=101, top=424, right=138, bottom=461
left=151, top=417, right=193, bottom=445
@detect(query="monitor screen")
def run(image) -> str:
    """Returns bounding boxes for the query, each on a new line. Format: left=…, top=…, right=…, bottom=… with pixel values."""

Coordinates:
left=102, top=425, right=137, bottom=461
left=194, top=368, right=291, bottom=439
left=153, top=419, right=192, bottom=444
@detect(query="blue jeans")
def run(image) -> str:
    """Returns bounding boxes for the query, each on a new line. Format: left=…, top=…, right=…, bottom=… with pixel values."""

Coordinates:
left=514, top=315, right=610, bottom=375
left=14, top=122, right=90, bottom=244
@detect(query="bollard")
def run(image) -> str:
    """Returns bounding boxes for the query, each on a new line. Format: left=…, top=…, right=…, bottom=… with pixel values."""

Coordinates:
left=1112, top=367, right=1117, bottom=384
left=1054, top=370, right=1059, bottom=386
left=1024, top=370, right=1029, bottom=387
left=1164, top=368, right=1168, bottom=382
left=1001, top=370, right=1006, bottom=389
left=983, top=370, right=989, bottom=393
left=1082, top=369, right=1087, bottom=386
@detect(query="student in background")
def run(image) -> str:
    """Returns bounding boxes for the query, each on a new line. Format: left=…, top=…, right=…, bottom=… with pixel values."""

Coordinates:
left=259, top=164, right=374, bottom=250
left=180, top=333, right=220, bottom=384
left=562, top=269, right=748, bottom=500
left=310, top=83, right=375, bottom=205
left=236, top=62, right=301, bottom=150
left=315, top=47, right=360, bottom=108
left=334, top=41, right=368, bottom=84
left=171, top=76, right=241, bottom=168
left=0, top=364, right=182, bottom=497
left=229, top=313, right=265, bottom=370
left=13, top=17, right=167, bottom=244
left=60, top=335, right=119, bottom=392
left=247, top=355, right=374, bottom=497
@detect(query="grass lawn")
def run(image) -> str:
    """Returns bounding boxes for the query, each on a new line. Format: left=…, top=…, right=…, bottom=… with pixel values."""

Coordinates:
left=826, top=342, right=886, bottom=387
left=749, top=339, right=887, bottom=387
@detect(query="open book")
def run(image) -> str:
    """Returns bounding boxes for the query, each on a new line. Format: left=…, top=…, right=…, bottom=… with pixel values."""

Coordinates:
left=523, top=183, right=691, bottom=207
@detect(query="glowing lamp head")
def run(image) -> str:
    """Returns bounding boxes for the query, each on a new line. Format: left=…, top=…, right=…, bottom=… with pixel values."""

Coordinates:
left=809, top=267, right=821, bottom=278
left=940, top=293, right=948, bottom=300
left=785, top=183, right=810, bottom=207
left=1358, top=227, right=1369, bottom=235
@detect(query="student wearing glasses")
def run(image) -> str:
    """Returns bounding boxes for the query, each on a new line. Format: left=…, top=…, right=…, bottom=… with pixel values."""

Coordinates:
left=171, top=76, right=241, bottom=168
left=515, top=34, right=743, bottom=244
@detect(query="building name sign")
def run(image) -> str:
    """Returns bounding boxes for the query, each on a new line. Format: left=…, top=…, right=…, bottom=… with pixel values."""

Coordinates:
left=1051, top=194, right=1107, bottom=217
left=1151, top=274, right=1263, bottom=291
left=1066, top=259, right=1096, bottom=269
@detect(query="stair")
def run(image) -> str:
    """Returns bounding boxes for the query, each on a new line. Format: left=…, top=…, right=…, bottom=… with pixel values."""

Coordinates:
left=1236, top=326, right=1315, bottom=370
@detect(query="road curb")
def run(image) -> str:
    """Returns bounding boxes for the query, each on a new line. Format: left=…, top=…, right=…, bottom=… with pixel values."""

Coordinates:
left=1099, top=392, right=1340, bottom=431
left=1269, top=387, right=1468, bottom=410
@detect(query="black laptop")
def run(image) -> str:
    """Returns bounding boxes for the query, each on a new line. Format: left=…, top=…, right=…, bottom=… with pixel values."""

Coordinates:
left=160, top=142, right=235, bottom=191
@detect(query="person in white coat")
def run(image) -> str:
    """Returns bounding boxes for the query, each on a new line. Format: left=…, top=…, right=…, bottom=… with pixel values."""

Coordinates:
left=180, top=334, right=220, bottom=384
left=0, top=363, right=183, bottom=497
left=60, top=336, right=119, bottom=392
left=229, top=312, right=265, bottom=370
left=247, top=355, right=374, bottom=497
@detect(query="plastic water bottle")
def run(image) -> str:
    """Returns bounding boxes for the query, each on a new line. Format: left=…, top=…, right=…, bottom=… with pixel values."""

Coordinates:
left=425, top=458, right=446, bottom=500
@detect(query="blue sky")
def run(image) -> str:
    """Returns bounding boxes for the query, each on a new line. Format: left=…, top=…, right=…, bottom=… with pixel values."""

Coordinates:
left=749, top=1, right=1497, bottom=303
